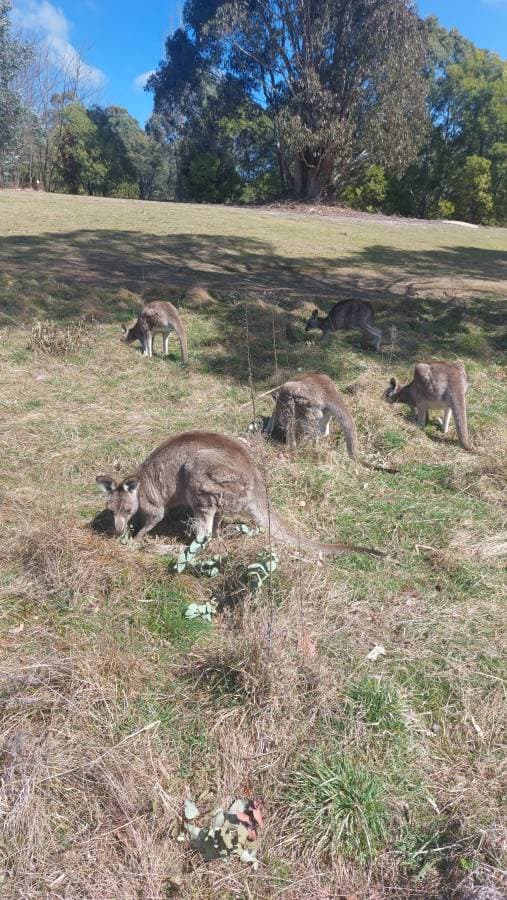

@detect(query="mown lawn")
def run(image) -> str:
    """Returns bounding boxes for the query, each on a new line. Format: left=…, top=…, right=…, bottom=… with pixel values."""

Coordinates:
left=0, top=191, right=506, bottom=899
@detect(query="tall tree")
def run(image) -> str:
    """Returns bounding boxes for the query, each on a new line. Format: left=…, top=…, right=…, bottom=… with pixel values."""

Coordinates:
left=150, top=0, right=429, bottom=200
left=89, top=106, right=171, bottom=200
left=148, top=35, right=279, bottom=202
left=55, top=102, right=107, bottom=195
left=14, top=38, right=100, bottom=190
left=0, top=0, right=31, bottom=184
left=386, top=20, right=506, bottom=222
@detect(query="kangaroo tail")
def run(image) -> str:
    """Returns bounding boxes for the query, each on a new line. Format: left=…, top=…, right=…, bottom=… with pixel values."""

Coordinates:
left=450, top=393, right=472, bottom=451
left=250, top=491, right=385, bottom=558
left=328, top=400, right=359, bottom=459
left=175, top=321, right=188, bottom=363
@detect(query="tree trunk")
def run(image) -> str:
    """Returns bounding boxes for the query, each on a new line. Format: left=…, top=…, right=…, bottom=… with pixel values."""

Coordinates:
left=293, top=148, right=337, bottom=200
left=276, top=141, right=292, bottom=195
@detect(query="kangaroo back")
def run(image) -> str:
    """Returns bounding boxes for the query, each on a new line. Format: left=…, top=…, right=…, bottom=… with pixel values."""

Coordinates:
left=149, top=302, right=188, bottom=363
left=328, top=299, right=373, bottom=329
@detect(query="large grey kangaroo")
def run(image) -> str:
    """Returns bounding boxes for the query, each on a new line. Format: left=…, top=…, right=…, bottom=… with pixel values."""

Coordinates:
left=96, top=431, right=384, bottom=557
left=384, top=361, right=471, bottom=450
left=266, top=372, right=359, bottom=458
left=122, top=301, right=188, bottom=362
left=305, top=299, right=382, bottom=351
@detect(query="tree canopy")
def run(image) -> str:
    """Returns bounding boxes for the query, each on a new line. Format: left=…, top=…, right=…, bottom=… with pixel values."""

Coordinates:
left=3, top=0, right=505, bottom=223
left=150, top=0, right=429, bottom=200
left=0, top=0, right=32, bottom=184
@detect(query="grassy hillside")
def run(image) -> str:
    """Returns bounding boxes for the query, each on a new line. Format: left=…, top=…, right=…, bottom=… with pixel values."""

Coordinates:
left=0, top=191, right=506, bottom=899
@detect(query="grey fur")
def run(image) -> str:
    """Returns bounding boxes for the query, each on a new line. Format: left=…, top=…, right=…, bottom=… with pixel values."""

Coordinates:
left=122, top=301, right=188, bottom=362
left=96, top=431, right=384, bottom=557
left=384, top=361, right=471, bottom=451
left=266, top=372, right=359, bottom=458
left=305, top=299, right=382, bottom=351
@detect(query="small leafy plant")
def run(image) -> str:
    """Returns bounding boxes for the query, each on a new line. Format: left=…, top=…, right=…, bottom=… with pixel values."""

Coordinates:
left=184, top=599, right=218, bottom=622
left=179, top=797, right=263, bottom=868
left=246, top=550, right=278, bottom=590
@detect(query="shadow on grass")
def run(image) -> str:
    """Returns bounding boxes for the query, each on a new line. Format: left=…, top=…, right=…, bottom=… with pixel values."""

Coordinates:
left=1, top=228, right=505, bottom=374
left=1, top=226, right=505, bottom=302
left=90, top=505, right=194, bottom=541
left=195, top=291, right=506, bottom=385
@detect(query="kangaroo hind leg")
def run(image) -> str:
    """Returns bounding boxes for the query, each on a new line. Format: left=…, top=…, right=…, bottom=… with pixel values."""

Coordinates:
left=441, top=407, right=452, bottom=433
left=417, top=405, right=429, bottom=429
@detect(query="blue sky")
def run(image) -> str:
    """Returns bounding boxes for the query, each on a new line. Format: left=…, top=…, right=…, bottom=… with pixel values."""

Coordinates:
left=12, top=0, right=507, bottom=127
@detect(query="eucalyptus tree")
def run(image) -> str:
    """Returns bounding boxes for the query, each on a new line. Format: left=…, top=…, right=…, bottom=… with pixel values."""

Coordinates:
left=0, top=0, right=32, bottom=183
left=150, top=0, right=429, bottom=199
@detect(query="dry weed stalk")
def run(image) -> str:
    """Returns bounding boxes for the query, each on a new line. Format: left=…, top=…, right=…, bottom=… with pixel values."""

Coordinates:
left=28, top=318, right=93, bottom=356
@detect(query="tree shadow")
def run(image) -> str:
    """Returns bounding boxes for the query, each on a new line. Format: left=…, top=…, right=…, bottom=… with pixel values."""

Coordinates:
left=355, top=243, right=507, bottom=282
left=2, top=227, right=505, bottom=310
left=1, top=227, right=505, bottom=372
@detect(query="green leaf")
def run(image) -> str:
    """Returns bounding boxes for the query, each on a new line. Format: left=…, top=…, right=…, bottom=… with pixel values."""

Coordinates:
left=228, top=799, right=247, bottom=815
left=184, top=800, right=199, bottom=820
left=239, top=848, right=258, bottom=864
left=236, top=823, right=249, bottom=845
left=212, top=810, right=225, bottom=829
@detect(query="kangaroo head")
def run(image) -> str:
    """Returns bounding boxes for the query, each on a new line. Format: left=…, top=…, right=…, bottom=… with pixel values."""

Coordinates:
left=384, top=377, right=401, bottom=404
left=96, top=475, right=140, bottom=536
left=121, top=321, right=141, bottom=344
left=305, top=309, right=320, bottom=332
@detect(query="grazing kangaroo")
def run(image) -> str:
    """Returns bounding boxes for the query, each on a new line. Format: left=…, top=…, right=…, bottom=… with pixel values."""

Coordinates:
left=384, top=361, right=471, bottom=450
left=305, top=299, right=382, bottom=351
left=122, top=301, right=188, bottom=362
left=96, top=431, right=384, bottom=557
left=266, top=372, right=358, bottom=458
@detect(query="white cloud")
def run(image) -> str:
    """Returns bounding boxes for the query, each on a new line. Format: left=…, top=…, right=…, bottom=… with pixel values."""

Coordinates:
left=133, top=70, right=155, bottom=93
left=11, top=0, right=106, bottom=89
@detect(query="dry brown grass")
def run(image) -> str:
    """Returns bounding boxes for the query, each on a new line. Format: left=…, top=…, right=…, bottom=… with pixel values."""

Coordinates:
left=28, top=318, right=94, bottom=356
left=0, top=193, right=505, bottom=898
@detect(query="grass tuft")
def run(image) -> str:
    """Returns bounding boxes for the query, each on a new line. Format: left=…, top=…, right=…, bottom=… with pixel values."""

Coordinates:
left=28, top=317, right=93, bottom=355
left=288, top=751, right=389, bottom=864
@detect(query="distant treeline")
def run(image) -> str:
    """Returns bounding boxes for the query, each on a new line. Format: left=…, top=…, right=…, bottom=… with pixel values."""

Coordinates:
left=1, top=0, right=505, bottom=223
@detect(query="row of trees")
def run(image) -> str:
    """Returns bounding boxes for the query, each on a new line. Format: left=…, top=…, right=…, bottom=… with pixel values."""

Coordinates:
left=43, top=103, right=174, bottom=199
left=1, top=0, right=505, bottom=222
left=147, top=0, right=506, bottom=223
left=0, top=0, right=175, bottom=199
left=343, top=22, right=507, bottom=223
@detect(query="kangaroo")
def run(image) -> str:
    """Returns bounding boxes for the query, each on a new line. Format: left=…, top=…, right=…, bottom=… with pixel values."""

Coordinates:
left=96, top=431, right=384, bottom=557
left=305, top=299, right=382, bottom=351
left=121, top=301, right=188, bottom=362
left=265, top=373, right=358, bottom=458
left=384, top=361, right=471, bottom=450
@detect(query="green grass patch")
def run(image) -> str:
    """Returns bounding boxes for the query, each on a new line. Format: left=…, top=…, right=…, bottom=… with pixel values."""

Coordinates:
left=288, top=751, right=389, bottom=864
left=142, top=581, right=212, bottom=650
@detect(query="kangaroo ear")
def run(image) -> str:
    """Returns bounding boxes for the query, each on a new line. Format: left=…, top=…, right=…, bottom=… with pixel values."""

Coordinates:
left=311, top=309, right=319, bottom=317
left=96, top=475, right=117, bottom=494
left=121, top=324, right=128, bottom=335
left=389, top=377, right=397, bottom=391
left=123, top=477, right=140, bottom=494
